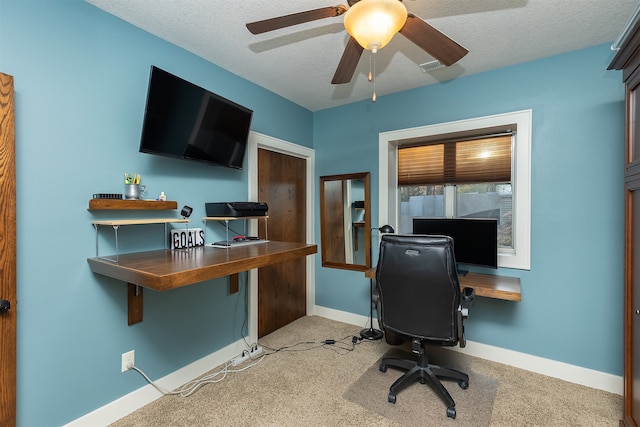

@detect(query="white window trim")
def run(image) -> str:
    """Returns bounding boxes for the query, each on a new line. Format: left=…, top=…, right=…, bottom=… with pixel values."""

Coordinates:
left=378, top=110, right=531, bottom=270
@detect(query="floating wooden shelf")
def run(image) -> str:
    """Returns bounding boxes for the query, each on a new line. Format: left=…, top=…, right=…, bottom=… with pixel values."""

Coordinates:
left=88, top=199, right=178, bottom=210
left=91, top=218, right=190, bottom=260
left=92, top=218, right=189, bottom=226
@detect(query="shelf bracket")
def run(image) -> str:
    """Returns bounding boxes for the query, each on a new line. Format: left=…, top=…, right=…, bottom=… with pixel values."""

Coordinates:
left=127, top=283, right=143, bottom=325
left=93, top=224, right=121, bottom=262
left=230, top=273, right=239, bottom=294
left=113, top=225, right=120, bottom=262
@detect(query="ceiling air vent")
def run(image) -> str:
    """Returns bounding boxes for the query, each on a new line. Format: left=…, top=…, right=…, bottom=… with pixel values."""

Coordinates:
left=419, top=60, right=445, bottom=73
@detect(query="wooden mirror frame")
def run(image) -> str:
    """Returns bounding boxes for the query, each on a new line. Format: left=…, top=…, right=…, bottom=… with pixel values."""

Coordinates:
left=320, top=172, right=371, bottom=271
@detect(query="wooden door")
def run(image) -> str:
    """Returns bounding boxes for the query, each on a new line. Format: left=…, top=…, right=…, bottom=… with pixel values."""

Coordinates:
left=625, top=84, right=640, bottom=427
left=630, top=187, right=640, bottom=425
left=0, top=72, right=17, bottom=424
left=257, top=149, right=306, bottom=337
left=609, top=22, right=640, bottom=425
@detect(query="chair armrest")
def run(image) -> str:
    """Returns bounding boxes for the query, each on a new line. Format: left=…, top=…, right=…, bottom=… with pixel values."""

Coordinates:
left=457, top=287, right=475, bottom=348
left=460, top=287, right=475, bottom=317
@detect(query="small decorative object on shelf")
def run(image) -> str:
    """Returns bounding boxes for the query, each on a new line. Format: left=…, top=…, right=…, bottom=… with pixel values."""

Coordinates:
left=124, top=183, right=146, bottom=200
left=171, top=228, right=204, bottom=249
left=181, top=205, right=193, bottom=218
left=158, top=192, right=166, bottom=201
left=93, top=193, right=123, bottom=200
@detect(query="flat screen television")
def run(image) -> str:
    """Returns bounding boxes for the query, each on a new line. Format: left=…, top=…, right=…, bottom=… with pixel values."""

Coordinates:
left=412, top=217, right=498, bottom=271
left=139, top=66, right=253, bottom=169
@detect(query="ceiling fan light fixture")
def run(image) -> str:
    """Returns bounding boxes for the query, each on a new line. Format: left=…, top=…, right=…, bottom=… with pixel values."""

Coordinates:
left=344, top=0, right=407, bottom=51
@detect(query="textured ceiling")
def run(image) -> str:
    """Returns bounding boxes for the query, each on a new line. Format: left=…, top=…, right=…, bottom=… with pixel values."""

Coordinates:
left=84, top=0, right=638, bottom=112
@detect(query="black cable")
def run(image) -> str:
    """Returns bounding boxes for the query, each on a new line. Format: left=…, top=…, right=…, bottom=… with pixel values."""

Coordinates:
left=232, top=265, right=373, bottom=358
left=238, top=274, right=256, bottom=350
left=216, top=221, right=244, bottom=236
left=260, top=334, right=362, bottom=356
left=234, top=275, right=364, bottom=355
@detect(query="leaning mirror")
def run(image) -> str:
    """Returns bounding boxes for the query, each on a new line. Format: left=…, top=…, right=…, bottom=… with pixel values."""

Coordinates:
left=320, top=172, right=371, bottom=271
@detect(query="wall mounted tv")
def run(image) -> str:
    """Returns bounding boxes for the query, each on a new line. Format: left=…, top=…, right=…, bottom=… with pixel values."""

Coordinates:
left=139, top=66, right=253, bottom=170
left=412, top=217, right=498, bottom=271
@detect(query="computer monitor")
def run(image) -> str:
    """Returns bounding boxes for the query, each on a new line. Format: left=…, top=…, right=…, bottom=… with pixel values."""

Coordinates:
left=412, top=217, right=498, bottom=271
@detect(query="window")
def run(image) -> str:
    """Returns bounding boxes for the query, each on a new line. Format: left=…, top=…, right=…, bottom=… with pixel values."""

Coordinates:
left=378, top=110, right=531, bottom=270
left=398, top=134, right=514, bottom=251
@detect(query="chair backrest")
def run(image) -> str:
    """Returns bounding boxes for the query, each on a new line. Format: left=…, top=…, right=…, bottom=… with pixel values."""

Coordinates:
left=376, top=234, right=461, bottom=346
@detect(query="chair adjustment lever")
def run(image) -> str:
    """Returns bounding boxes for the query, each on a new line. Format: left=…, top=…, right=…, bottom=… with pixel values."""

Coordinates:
left=411, top=339, right=422, bottom=353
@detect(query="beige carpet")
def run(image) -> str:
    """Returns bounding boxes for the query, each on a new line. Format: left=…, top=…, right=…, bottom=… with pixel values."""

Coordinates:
left=111, top=316, right=622, bottom=426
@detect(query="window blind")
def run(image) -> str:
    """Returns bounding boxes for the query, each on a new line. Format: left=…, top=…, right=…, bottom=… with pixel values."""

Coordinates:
left=397, top=134, right=512, bottom=186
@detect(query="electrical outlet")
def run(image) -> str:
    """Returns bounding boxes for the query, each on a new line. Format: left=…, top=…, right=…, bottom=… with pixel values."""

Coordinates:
left=231, top=345, right=263, bottom=366
left=250, top=345, right=263, bottom=357
left=231, top=350, right=249, bottom=366
left=121, top=350, right=135, bottom=372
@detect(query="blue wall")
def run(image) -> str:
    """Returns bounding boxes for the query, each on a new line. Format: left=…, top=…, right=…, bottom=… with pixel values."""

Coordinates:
left=1, top=0, right=626, bottom=425
left=314, top=44, right=625, bottom=376
left=1, top=1, right=312, bottom=425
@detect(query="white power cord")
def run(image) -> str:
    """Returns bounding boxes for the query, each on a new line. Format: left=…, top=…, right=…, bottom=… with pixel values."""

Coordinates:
left=128, top=277, right=267, bottom=397
left=128, top=353, right=265, bottom=397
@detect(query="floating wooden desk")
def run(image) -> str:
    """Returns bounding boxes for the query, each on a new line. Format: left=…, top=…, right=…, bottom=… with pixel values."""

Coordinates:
left=364, top=268, right=521, bottom=301
left=88, top=241, right=317, bottom=324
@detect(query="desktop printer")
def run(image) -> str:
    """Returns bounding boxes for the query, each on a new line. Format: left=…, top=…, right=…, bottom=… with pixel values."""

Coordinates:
left=205, top=202, right=269, bottom=217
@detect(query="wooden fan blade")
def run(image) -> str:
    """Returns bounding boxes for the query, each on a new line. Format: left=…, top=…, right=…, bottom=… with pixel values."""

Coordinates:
left=399, top=14, right=468, bottom=66
left=246, top=6, right=347, bottom=34
left=331, top=37, right=364, bottom=84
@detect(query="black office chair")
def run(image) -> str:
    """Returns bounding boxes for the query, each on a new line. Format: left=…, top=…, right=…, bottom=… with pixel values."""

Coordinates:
left=375, top=234, right=475, bottom=419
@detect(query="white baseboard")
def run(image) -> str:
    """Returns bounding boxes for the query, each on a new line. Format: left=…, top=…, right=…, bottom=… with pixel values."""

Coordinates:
left=314, top=305, right=623, bottom=396
left=66, top=306, right=623, bottom=426
left=313, top=304, right=378, bottom=330
left=450, top=341, right=623, bottom=395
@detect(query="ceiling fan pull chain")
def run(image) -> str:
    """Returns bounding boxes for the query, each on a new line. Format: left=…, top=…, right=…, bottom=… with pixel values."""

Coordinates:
left=371, top=49, right=377, bottom=103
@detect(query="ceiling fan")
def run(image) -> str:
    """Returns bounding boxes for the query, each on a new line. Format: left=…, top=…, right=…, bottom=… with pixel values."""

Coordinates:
left=246, top=0, right=468, bottom=85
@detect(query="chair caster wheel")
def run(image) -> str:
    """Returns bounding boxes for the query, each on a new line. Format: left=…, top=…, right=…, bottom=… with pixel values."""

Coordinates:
left=379, top=363, right=387, bottom=373
left=447, top=407, right=456, bottom=419
left=458, top=380, right=469, bottom=389
left=388, top=393, right=396, bottom=404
